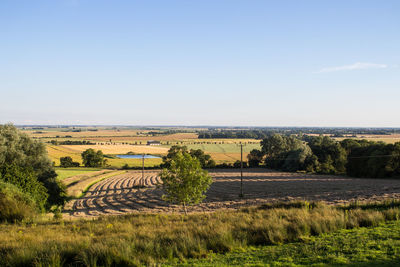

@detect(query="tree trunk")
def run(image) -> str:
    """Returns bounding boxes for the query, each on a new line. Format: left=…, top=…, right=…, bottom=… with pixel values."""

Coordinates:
left=183, top=202, right=187, bottom=215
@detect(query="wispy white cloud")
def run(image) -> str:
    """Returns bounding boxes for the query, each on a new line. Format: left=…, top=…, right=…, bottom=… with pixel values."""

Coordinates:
left=315, top=62, right=388, bottom=73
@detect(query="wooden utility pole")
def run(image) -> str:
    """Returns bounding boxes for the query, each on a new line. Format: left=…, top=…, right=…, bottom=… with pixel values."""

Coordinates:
left=238, top=142, right=245, bottom=198
left=142, top=154, right=145, bottom=187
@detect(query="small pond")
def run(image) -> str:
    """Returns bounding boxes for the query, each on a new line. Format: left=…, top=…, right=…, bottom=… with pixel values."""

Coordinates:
left=116, top=154, right=161, bottom=159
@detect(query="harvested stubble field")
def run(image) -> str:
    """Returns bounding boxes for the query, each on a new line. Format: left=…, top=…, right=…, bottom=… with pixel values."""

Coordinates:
left=63, top=169, right=400, bottom=218
left=64, top=170, right=126, bottom=198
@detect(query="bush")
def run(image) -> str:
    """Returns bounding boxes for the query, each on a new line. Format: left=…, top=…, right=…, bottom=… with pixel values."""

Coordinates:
left=0, top=181, right=37, bottom=222
left=60, top=156, right=80, bottom=167
left=0, top=164, right=48, bottom=211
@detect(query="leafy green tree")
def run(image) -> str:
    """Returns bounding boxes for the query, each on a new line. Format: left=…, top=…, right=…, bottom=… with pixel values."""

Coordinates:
left=188, top=149, right=216, bottom=168
left=345, top=140, right=398, bottom=178
left=0, top=124, right=66, bottom=208
left=261, top=134, right=305, bottom=169
left=81, top=149, right=105, bottom=167
left=282, top=145, right=319, bottom=172
left=160, top=152, right=213, bottom=214
left=308, top=136, right=347, bottom=174
left=261, top=134, right=288, bottom=158
left=387, top=142, right=400, bottom=177
left=60, top=156, right=80, bottom=167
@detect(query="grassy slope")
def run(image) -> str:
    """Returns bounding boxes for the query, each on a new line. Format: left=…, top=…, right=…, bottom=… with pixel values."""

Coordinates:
left=181, top=220, right=400, bottom=266
left=2, top=202, right=400, bottom=266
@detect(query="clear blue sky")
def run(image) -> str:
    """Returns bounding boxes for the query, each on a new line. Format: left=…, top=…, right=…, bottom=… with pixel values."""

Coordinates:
left=1, top=0, right=399, bottom=127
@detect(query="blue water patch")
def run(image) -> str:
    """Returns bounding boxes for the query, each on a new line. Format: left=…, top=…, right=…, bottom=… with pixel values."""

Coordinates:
left=117, top=154, right=161, bottom=159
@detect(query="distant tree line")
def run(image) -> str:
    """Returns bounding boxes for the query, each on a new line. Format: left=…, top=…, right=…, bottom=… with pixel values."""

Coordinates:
left=49, top=140, right=96, bottom=145
left=198, top=130, right=272, bottom=139
left=197, top=127, right=400, bottom=139
left=248, top=134, right=400, bottom=178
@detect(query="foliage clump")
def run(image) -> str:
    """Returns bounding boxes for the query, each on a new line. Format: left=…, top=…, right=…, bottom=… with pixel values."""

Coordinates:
left=162, top=145, right=216, bottom=168
left=59, top=156, right=80, bottom=167
left=0, top=164, right=48, bottom=211
left=0, top=181, right=37, bottom=222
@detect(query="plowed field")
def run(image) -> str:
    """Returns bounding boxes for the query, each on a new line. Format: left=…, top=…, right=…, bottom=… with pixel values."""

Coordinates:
left=63, top=169, right=400, bottom=218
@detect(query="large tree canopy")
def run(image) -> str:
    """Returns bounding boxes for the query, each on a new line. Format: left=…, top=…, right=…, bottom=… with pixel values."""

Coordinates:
left=0, top=124, right=66, bottom=208
left=81, top=149, right=106, bottom=167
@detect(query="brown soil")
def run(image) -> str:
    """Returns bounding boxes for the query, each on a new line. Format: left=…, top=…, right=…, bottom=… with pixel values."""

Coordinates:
left=63, top=169, right=400, bottom=218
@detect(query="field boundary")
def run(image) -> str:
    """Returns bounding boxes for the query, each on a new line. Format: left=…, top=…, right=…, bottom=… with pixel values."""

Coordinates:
left=66, top=170, right=127, bottom=198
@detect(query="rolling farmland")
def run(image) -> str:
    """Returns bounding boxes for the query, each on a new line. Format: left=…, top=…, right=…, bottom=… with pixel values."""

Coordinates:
left=23, top=128, right=262, bottom=166
left=24, top=127, right=400, bottom=168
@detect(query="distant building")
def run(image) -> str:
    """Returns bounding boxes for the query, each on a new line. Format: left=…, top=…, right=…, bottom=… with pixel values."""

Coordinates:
left=147, top=140, right=161, bottom=146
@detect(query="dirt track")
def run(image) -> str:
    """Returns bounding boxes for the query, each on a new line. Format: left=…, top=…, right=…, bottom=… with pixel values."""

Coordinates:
left=63, top=169, right=400, bottom=218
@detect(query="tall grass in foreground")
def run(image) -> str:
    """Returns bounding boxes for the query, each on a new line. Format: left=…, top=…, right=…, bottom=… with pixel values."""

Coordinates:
left=1, top=201, right=400, bottom=266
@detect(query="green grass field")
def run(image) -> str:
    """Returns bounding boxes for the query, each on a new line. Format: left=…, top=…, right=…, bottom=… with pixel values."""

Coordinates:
left=55, top=167, right=102, bottom=180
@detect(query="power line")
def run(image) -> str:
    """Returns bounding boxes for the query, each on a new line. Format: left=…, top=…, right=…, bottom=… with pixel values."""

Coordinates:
left=237, top=142, right=246, bottom=198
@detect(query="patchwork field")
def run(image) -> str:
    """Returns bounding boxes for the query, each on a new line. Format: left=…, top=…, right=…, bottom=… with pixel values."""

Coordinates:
left=47, top=144, right=166, bottom=167
left=25, top=128, right=198, bottom=142
left=63, top=169, right=400, bottom=218
left=25, top=127, right=400, bottom=168
left=46, top=142, right=260, bottom=166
